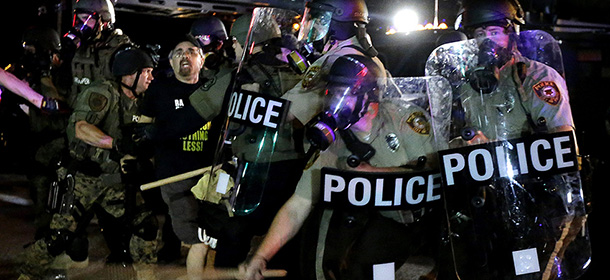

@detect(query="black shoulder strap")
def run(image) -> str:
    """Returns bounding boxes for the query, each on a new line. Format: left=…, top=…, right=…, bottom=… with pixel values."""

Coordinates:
left=338, top=129, right=376, bottom=168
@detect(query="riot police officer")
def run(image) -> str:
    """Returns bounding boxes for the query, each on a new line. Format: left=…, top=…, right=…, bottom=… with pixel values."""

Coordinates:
left=0, top=26, right=71, bottom=240
left=423, top=0, right=590, bottom=278
left=454, top=0, right=574, bottom=143
left=240, top=54, right=438, bottom=280
left=63, top=0, right=132, bottom=106
left=186, top=15, right=238, bottom=125
left=281, top=0, right=386, bottom=128
left=194, top=8, right=305, bottom=270
left=18, top=47, right=158, bottom=280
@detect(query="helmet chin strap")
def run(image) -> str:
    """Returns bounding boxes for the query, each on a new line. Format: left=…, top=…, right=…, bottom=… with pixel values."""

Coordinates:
left=120, top=72, right=141, bottom=98
left=356, top=23, right=378, bottom=57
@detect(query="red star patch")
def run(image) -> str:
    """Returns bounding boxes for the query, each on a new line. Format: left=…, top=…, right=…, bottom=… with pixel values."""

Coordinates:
left=532, top=81, right=561, bottom=106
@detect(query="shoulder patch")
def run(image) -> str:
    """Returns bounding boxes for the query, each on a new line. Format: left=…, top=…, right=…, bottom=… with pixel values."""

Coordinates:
left=532, top=81, right=561, bottom=106
left=301, top=65, right=322, bottom=89
left=406, top=111, right=430, bottom=135
left=88, top=92, right=108, bottom=112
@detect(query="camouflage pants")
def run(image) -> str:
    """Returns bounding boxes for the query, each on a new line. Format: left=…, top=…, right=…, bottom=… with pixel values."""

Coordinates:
left=18, top=172, right=158, bottom=278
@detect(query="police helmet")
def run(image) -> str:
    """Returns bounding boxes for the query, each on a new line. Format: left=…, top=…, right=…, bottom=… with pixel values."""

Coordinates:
left=459, top=0, right=524, bottom=30
left=111, top=48, right=155, bottom=77
left=325, top=54, right=382, bottom=129
left=328, top=54, right=381, bottom=100
left=306, top=54, right=382, bottom=150
left=22, top=26, right=61, bottom=53
left=231, top=13, right=252, bottom=47
left=189, top=16, right=229, bottom=49
left=307, top=0, right=369, bottom=24
left=73, top=0, right=116, bottom=24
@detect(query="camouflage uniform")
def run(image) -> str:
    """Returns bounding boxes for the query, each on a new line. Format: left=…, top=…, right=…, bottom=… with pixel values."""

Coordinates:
left=27, top=68, right=70, bottom=236
left=19, top=80, right=157, bottom=279
left=68, top=29, right=131, bottom=106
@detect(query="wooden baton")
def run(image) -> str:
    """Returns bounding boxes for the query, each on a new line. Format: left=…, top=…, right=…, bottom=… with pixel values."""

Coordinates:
left=140, top=165, right=213, bottom=191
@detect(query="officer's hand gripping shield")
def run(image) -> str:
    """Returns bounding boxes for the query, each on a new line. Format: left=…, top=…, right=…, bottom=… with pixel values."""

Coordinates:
left=425, top=30, right=591, bottom=279
left=209, top=7, right=301, bottom=216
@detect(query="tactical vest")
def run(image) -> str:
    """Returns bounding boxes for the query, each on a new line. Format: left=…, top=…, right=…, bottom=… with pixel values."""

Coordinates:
left=70, top=30, right=131, bottom=106
left=68, top=80, right=139, bottom=174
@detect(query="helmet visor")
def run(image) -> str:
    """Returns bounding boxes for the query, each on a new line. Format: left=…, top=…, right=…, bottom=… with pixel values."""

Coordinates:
left=298, top=7, right=332, bottom=44
left=324, top=83, right=368, bottom=129
left=72, top=13, right=98, bottom=40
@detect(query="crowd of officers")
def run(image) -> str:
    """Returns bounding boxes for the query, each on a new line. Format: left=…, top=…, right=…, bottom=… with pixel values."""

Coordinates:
left=0, top=0, right=586, bottom=279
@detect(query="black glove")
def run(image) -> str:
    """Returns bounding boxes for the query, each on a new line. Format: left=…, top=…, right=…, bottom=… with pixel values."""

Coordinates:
left=133, top=123, right=158, bottom=142
left=121, top=158, right=154, bottom=185
left=40, top=96, right=71, bottom=115
left=113, top=136, right=137, bottom=157
left=121, top=158, right=139, bottom=174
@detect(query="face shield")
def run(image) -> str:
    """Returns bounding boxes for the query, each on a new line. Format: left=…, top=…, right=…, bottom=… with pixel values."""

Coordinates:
left=69, top=12, right=99, bottom=44
left=304, top=82, right=372, bottom=157
left=324, top=83, right=370, bottom=130
left=298, top=6, right=333, bottom=45
left=467, top=32, right=515, bottom=94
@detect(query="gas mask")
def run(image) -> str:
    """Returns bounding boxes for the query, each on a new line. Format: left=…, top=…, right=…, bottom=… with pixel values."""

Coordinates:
left=202, top=51, right=223, bottom=70
left=189, top=34, right=225, bottom=70
left=467, top=38, right=513, bottom=94
left=306, top=83, right=370, bottom=150
left=305, top=110, right=376, bottom=168
left=287, top=41, right=324, bottom=74
left=65, top=12, right=100, bottom=47
left=289, top=7, right=333, bottom=74
left=18, top=49, right=52, bottom=79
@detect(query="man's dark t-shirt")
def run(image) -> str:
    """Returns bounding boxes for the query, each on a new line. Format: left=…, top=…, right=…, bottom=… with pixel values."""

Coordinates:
left=140, top=75, right=216, bottom=179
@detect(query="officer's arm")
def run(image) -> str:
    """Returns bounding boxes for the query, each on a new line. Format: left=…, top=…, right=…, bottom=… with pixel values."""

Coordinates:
left=141, top=104, right=207, bottom=141
left=159, top=105, right=207, bottom=139
left=240, top=194, right=313, bottom=280
left=260, top=194, right=311, bottom=258
left=75, top=120, right=113, bottom=149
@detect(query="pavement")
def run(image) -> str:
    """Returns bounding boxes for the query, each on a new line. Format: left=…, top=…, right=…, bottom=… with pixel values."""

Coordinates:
left=0, top=173, right=191, bottom=280
left=0, top=170, right=602, bottom=280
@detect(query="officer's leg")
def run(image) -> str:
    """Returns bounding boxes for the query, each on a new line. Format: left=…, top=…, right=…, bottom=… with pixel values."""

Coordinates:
left=18, top=212, right=84, bottom=279
left=246, top=159, right=303, bottom=276
left=341, top=213, right=417, bottom=280
left=94, top=207, right=132, bottom=264
left=95, top=183, right=132, bottom=265
left=19, top=171, right=95, bottom=279
left=149, top=184, right=180, bottom=263
left=31, top=137, right=67, bottom=238
left=30, top=172, right=54, bottom=239
left=130, top=206, right=160, bottom=280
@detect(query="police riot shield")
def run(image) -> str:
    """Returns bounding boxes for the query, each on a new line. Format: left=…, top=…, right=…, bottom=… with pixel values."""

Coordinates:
left=309, top=76, right=450, bottom=280
left=425, top=30, right=592, bottom=279
left=209, top=7, right=302, bottom=215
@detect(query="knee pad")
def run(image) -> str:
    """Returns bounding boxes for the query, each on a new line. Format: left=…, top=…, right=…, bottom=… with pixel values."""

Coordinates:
left=66, top=235, right=89, bottom=261
left=44, top=229, right=72, bottom=257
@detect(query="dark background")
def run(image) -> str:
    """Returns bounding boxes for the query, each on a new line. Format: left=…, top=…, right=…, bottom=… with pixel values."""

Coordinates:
left=1, top=1, right=607, bottom=279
